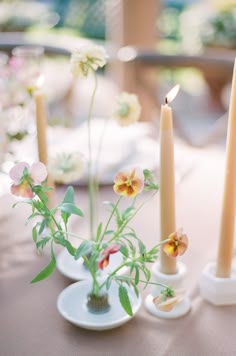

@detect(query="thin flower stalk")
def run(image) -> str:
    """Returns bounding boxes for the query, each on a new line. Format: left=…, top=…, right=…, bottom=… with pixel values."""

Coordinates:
left=87, top=71, right=98, bottom=241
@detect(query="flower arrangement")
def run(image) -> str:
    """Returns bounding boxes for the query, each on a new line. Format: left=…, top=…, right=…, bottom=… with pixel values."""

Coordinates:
left=9, top=160, right=187, bottom=315
left=9, top=44, right=188, bottom=317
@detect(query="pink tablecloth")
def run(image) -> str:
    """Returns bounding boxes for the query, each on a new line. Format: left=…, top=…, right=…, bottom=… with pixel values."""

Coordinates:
left=0, top=145, right=235, bottom=356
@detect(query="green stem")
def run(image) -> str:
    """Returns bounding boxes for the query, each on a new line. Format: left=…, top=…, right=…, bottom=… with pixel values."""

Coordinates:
left=83, top=254, right=100, bottom=293
left=107, top=191, right=158, bottom=245
left=100, top=196, right=122, bottom=243
left=88, top=71, right=98, bottom=241
left=30, top=185, right=61, bottom=234
left=59, top=230, right=90, bottom=241
left=92, top=117, right=111, bottom=228
left=94, top=115, right=111, bottom=176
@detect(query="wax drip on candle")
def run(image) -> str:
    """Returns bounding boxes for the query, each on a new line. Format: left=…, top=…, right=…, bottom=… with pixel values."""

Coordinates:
left=165, top=84, right=180, bottom=105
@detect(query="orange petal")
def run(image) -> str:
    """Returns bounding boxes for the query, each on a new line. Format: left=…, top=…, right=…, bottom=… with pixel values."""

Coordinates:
left=168, top=231, right=177, bottom=241
left=180, top=233, right=188, bottom=247
left=113, top=183, right=126, bottom=195
left=114, top=172, right=128, bottom=184
left=177, top=241, right=188, bottom=256
left=162, top=241, right=178, bottom=258
left=131, top=178, right=144, bottom=193
left=126, top=185, right=135, bottom=197
left=132, top=166, right=144, bottom=181
left=98, top=256, right=109, bottom=270
left=153, top=296, right=179, bottom=312
left=11, top=183, right=33, bottom=198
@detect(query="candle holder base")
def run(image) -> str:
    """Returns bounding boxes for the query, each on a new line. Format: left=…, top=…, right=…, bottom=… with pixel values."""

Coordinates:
left=200, top=262, right=236, bottom=305
left=144, top=262, right=191, bottom=319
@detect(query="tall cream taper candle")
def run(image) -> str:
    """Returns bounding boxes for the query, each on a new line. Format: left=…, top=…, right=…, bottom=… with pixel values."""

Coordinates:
left=159, top=85, right=180, bottom=275
left=34, top=90, right=54, bottom=208
left=216, top=59, right=236, bottom=278
left=35, top=90, right=48, bottom=164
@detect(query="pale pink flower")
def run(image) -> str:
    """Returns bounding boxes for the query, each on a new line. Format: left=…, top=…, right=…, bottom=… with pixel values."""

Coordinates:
left=9, top=162, right=47, bottom=198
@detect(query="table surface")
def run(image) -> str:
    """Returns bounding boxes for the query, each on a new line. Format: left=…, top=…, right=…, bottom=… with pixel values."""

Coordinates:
left=1, top=143, right=236, bottom=356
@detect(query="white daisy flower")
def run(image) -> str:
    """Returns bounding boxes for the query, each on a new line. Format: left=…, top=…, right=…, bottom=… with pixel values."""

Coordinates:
left=112, top=92, right=141, bottom=126
left=70, top=45, right=108, bottom=78
left=48, top=152, right=84, bottom=184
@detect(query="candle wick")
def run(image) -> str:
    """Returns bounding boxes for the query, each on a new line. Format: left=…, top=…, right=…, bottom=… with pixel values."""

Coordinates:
left=165, top=97, right=168, bottom=105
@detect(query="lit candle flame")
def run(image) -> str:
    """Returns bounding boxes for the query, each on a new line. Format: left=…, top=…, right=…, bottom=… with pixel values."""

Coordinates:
left=165, top=84, right=180, bottom=105
left=36, top=74, right=45, bottom=89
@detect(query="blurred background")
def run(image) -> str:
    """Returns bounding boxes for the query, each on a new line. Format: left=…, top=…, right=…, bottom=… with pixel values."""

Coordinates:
left=0, top=0, right=236, bottom=186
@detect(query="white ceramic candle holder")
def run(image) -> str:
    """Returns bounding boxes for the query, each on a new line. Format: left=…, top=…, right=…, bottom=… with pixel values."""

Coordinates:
left=145, top=261, right=191, bottom=319
left=200, top=262, right=236, bottom=305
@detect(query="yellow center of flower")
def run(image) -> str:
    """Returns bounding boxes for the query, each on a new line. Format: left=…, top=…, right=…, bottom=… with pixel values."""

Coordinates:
left=125, top=177, right=133, bottom=186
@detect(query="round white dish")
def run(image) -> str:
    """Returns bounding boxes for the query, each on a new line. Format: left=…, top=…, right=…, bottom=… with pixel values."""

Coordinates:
left=57, top=249, right=128, bottom=281
left=57, top=280, right=142, bottom=330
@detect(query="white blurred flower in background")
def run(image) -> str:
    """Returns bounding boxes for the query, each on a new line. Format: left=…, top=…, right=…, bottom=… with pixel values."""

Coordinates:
left=70, top=45, right=108, bottom=78
left=48, top=152, right=85, bottom=184
left=112, top=92, right=141, bottom=126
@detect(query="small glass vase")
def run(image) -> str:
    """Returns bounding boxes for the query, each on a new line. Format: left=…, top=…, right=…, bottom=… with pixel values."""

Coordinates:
left=86, top=292, right=110, bottom=314
left=86, top=278, right=110, bottom=314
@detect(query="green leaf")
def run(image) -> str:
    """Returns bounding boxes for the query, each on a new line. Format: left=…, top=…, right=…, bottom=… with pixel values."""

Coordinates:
left=143, top=169, right=159, bottom=191
left=104, top=230, right=115, bottom=236
left=38, top=218, right=48, bottom=235
left=61, top=210, right=69, bottom=226
left=53, top=233, right=75, bottom=255
left=64, top=240, right=76, bottom=256
left=134, top=266, right=139, bottom=285
left=148, top=245, right=159, bottom=255
left=122, top=207, right=135, bottom=221
left=121, top=235, right=136, bottom=257
left=133, top=283, right=139, bottom=298
left=58, top=203, right=83, bottom=217
left=105, top=275, right=113, bottom=291
left=95, top=222, right=103, bottom=242
left=143, top=169, right=152, bottom=179
left=118, top=285, right=133, bottom=316
left=75, top=240, right=92, bottom=260
left=138, top=239, right=146, bottom=256
left=144, top=183, right=159, bottom=191
left=120, top=245, right=129, bottom=258
left=31, top=253, right=56, bottom=283
left=26, top=212, right=41, bottom=225
left=142, top=267, right=151, bottom=289
left=36, top=236, right=51, bottom=249
left=62, top=186, right=75, bottom=204
left=32, top=226, right=38, bottom=243
left=124, top=232, right=138, bottom=240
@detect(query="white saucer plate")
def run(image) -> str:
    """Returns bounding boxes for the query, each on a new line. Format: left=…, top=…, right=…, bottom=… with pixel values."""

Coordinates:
left=57, top=280, right=142, bottom=330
